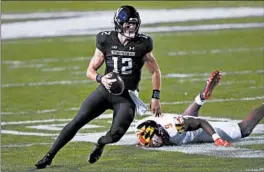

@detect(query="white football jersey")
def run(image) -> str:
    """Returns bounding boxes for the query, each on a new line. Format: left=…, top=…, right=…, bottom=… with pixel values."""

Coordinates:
left=135, top=114, right=242, bottom=145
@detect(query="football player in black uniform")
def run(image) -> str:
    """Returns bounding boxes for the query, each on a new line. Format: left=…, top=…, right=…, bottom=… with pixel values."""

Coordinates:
left=35, top=5, right=162, bottom=169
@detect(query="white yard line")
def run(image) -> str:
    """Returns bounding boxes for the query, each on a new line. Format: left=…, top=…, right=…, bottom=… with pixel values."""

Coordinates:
left=250, top=86, right=264, bottom=89
left=1, top=112, right=264, bottom=159
left=168, top=47, right=264, bottom=56
left=165, top=70, right=264, bottom=78
left=2, top=8, right=263, bottom=21
left=1, top=80, right=92, bottom=88
left=2, top=56, right=90, bottom=65
left=1, top=143, right=51, bottom=148
left=3, top=22, right=264, bottom=40
left=1, top=130, right=58, bottom=136
left=2, top=7, right=264, bottom=40
left=41, top=66, right=81, bottom=72
left=1, top=69, right=263, bottom=88
left=245, top=168, right=264, bottom=172
left=2, top=11, right=100, bottom=20
left=1, top=96, right=263, bottom=116
left=161, top=96, right=264, bottom=105
left=2, top=47, right=262, bottom=71
left=1, top=79, right=258, bottom=88
left=1, top=119, right=71, bottom=125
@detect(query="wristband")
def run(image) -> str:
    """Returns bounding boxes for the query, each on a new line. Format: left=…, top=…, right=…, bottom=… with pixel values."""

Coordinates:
left=96, top=74, right=103, bottom=83
left=212, top=133, right=221, bottom=141
left=195, top=94, right=205, bottom=105
left=152, top=90, right=160, bottom=99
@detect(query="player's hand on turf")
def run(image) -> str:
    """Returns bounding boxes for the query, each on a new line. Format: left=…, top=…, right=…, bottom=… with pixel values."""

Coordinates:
left=150, top=99, right=162, bottom=117
left=214, top=138, right=232, bottom=146
left=101, top=73, right=116, bottom=90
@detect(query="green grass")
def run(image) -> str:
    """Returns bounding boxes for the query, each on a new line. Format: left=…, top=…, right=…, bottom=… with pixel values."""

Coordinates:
left=2, top=27, right=264, bottom=171
left=2, top=1, right=264, bottom=13
left=1, top=2, right=264, bottom=172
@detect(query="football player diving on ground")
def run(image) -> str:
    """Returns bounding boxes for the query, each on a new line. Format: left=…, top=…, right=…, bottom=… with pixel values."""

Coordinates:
left=35, top=5, right=162, bottom=169
left=136, top=70, right=264, bottom=147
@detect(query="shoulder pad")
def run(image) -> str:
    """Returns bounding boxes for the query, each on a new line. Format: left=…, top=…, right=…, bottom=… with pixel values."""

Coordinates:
left=137, top=33, right=153, bottom=53
left=138, top=33, right=152, bottom=40
left=96, top=30, right=114, bottom=52
left=97, top=30, right=112, bottom=40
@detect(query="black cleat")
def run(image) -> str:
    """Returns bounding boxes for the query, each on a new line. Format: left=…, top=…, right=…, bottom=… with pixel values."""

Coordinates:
left=88, top=144, right=104, bottom=164
left=200, top=70, right=222, bottom=100
left=35, top=153, right=53, bottom=169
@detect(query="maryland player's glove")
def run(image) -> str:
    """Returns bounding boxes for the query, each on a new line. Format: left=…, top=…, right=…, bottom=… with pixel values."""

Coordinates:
left=214, top=138, right=232, bottom=147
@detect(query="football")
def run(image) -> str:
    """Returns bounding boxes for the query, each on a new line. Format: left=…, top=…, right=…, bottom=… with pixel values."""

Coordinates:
left=108, top=71, right=125, bottom=95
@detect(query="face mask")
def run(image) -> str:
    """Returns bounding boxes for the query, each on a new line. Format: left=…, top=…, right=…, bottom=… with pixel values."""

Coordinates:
left=123, top=23, right=137, bottom=38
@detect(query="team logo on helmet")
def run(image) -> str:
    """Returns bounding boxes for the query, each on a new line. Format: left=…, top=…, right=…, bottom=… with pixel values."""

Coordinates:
left=136, top=120, right=167, bottom=147
left=137, top=124, right=155, bottom=146
left=118, top=11, right=128, bottom=21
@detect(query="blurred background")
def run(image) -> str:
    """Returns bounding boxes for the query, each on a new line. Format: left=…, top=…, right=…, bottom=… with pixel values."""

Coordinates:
left=1, top=1, right=264, bottom=172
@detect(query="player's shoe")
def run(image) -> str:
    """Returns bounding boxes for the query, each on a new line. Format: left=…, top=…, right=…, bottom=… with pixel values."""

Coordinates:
left=214, top=138, right=232, bottom=146
left=88, top=144, right=104, bottom=164
left=35, top=153, right=53, bottom=169
left=200, top=70, right=222, bottom=100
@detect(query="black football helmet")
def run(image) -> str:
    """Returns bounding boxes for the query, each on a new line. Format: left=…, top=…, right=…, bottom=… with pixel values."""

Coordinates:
left=113, top=5, right=141, bottom=38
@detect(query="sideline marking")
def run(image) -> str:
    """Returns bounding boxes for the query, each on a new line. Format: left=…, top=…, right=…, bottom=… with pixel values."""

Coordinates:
left=3, top=23, right=264, bottom=40
left=2, top=7, right=264, bottom=40
left=2, top=7, right=264, bottom=21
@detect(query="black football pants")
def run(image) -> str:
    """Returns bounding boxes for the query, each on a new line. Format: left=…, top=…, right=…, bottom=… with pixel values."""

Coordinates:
left=49, top=84, right=135, bottom=157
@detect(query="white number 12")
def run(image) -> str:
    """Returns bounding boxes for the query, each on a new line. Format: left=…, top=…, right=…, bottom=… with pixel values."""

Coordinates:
left=112, top=57, right=132, bottom=74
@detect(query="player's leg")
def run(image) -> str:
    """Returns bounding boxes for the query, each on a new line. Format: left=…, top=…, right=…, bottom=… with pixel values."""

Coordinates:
left=35, top=86, right=110, bottom=169
left=89, top=96, right=135, bottom=163
left=98, top=102, right=135, bottom=144
left=238, top=103, right=264, bottom=138
left=182, top=70, right=222, bottom=116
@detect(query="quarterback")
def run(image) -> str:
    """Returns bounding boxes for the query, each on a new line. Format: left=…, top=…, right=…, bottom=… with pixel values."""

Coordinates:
left=136, top=70, right=264, bottom=147
left=35, top=5, right=162, bottom=169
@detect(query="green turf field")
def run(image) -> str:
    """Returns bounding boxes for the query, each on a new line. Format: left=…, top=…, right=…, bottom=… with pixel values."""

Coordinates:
left=1, top=1, right=264, bottom=172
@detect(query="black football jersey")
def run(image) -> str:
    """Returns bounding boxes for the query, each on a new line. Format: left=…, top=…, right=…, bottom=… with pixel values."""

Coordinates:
left=96, top=30, right=153, bottom=90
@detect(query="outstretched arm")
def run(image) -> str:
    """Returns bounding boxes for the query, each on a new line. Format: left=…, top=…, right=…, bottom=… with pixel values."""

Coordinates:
left=144, top=52, right=162, bottom=117
left=184, top=117, right=232, bottom=146
left=238, top=103, right=264, bottom=138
